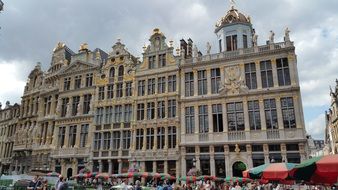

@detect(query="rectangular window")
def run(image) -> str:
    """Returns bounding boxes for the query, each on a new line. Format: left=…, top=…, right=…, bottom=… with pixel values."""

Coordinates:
left=168, top=99, right=176, bottom=118
left=243, top=35, right=248, bottom=49
left=159, top=54, right=166, bottom=67
left=105, top=106, right=113, bottom=124
left=58, top=126, right=66, bottom=147
left=148, top=56, right=156, bottom=69
left=211, top=68, right=221, bottom=94
left=185, top=106, right=195, bottom=134
left=116, top=83, right=123, bottom=98
left=248, top=100, right=261, bottom=130
left=260, top=60, right=274, bottom=88
left=157, top=101, right=165, bottom=119
left=227, top=102, right=244, bottom=131
left=137, top=103, right=145, bottom=120
left=147, top=78, right=155, bottom=95
left=157, top=127, right=165, bottom=149
left=112, top=131, right=120, bottom=150
left=198, top=70, right=207, bottom=95
left=64, top=77, right=71, bottom=91
left=71, top=96, right=80, bottom=116
left=245, top=63, right=257, bottom=89
left=226, top=35, right=237, bottom=51
left=199, top=105, right=209, bottom=133
left=83, top=94, right=91, bottom=114
left=122, top=131, right=131, bottom=149
left=146, top=128, right=154, bottom=150
left=125, top=82, right=132, bottom=97
left=212, top=104, right=223, bottom=132
left=147, top=102, right=155, bottom=120
left=281, top=97, right=296, bottom=128
left=264, top=99, right=278, bottom=129
left=168, top=126, right=176, bottom=149
left=124, top=104, right=132, bottom=122
left=157, top=77, right=166, bottom=94
left=74, top=75, right=82, bottom=89
left=136, top=129, right=144, bottom=150
left=114, top=105, right=122, bottom=123
left=98, top=86, right=105, bottom=100
left=80, top=124, right=89, bottom=148
left=107, top=84, right=114, bottom=99
left=95, top=107, right=104, bottom=125
left=61, top=98, right=69, bottom=117
left=168, top=75, right=177, bottom=92
left=277, top=58, right=291, bottom=86
left=103, top=132, right=111, bottom=150
left=85, top=73, right=93, bottom=87
left=219, top=39, right=222, bottom=52
left=185, top=72, right=194, bottom=97
left=68, top=125, right=77, bottom=147
left=93, top=133, right=101, bottom=150
left=44, top=97, right=48, bottom=116
left=138, top=80, right=145, bottom=96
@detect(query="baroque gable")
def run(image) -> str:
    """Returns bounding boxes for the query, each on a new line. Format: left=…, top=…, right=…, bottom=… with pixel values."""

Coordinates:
left=59, top=61, right=98, bottom=76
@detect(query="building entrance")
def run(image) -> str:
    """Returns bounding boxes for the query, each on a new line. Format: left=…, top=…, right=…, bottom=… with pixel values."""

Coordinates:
left=232, top=161, right=246, bottom=177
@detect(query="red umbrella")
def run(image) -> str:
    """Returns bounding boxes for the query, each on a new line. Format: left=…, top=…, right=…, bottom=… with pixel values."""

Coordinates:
left=46, top=172, right=60, bottom=177
left=245, top=163, right=296, bottom=180
left=290, top=155, right=338, bottom=185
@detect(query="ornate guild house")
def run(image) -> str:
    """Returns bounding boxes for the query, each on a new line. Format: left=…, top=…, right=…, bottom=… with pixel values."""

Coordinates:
left=0, top=4, right=308, bottom=178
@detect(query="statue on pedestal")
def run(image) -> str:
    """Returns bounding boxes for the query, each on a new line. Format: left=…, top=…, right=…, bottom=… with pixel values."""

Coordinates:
left=269, top=30, right=275, bottom=44
left=284, top=27, right=290, bottom=42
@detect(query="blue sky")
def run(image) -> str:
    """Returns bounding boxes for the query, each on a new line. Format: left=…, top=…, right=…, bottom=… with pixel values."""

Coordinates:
left=1, top=0, right=338, bottom=139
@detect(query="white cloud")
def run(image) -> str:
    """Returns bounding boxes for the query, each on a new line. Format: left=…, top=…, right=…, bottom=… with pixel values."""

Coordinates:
left=306, top=114, right=326, bottom=139
left=0, top=60, right=26, bottom=105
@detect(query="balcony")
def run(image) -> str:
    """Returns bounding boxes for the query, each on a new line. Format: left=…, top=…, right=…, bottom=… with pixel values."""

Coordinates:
left=181, top=128, right=306, bottom=145
left=183, top=41, right=293, bottom=66
left=51, top=147, right=90, bottom=158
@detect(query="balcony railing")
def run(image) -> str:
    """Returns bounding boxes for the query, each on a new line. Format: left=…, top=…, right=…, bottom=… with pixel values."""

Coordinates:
left=51, top=147, right=90, bottom=158
left=267, top=129, right=280, bottom=139
left=228, top=131, right=245, bottom=141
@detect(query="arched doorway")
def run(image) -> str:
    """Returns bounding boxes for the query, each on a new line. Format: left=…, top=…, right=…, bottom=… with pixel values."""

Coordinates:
left=67, top=168, right=73, bottom=180
left=232, top=161, right=246, bottom=177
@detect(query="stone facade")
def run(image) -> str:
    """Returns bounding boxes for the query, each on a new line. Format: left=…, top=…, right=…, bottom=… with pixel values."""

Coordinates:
left=325, top=80, right=338, bottom=154
left=0, top=4, right=308, bottom=177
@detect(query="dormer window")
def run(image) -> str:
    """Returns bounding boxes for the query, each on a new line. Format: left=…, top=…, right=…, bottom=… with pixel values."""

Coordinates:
left=226, top=35, right=237, bottom=51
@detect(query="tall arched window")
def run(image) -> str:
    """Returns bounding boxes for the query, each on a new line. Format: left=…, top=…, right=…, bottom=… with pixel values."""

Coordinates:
left=109, top=67, right=115, bottom=78
left=118, top=65, right=124, bottom=81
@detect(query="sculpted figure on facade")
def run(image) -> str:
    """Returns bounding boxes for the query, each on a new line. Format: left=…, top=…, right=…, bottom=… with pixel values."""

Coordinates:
left=206, top=42, right=211, bottom=55
left=269, top=30, right=275, bottom=44
left=220, top=66, right=248, bottom=95
left=252, top=30, right=258, bottom=47
left=284, top=27, right=290, bottom=42
left=66, top=101, right=71, bottom=117
left=193, top=45, right=198, bottom=58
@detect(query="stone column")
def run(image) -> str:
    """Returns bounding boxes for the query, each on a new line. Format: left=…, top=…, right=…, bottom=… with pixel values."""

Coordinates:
left=181, top=147, right=186, bottom=176
left=255, top=61, right=262, bottom=89
left=208, top=104, right=213, bottom=133
left=224, top=145, right=230, bottom=177
left=118, top=159, right=122, bottom=174
left=243, top=99, right=250, bottom=132
left=259, top=99, right=266, bottom=130
left=222, top=103, right=228, bottom=133
left=263, top=144, right=270, bottom=164
left=108, top=160, right=112, bottom=174
left=271, top=59, right=279, bottom=87
left=281, top=143, right=287, bottom=162
left=75, top=125, right=81, bottom=148
left=195, top=146, right=201, bottom=171
left=193, top=69, right=198, bottom=96
left=293, top=95, right=303, bottom=129
left=153, top=161, right=157, bottom=173
left=153, top=127, right=157, bottom=150
left=99, top=160, right=102, bottom=173
left=246, top=144, right=253, bottom=168
left=164, top=160, right=168, bottom=174
left=275, top=97, right=283, bottom=129
left=64, top=126, right=69, bottom=148
left=206, top=68, right=212, bottom=95
left=142, top=128, right=147, bottom=151
left=288, top=54, right=298, bottom=86
left=210, top=146, right=215, bottom=176
left=194, top=105, right=199, bottom=134
left=164, top=127, right=168, bottom=150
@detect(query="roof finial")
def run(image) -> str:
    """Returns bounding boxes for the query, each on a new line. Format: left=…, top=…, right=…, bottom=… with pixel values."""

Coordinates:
left=229, top=0, right=236, bottom=9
